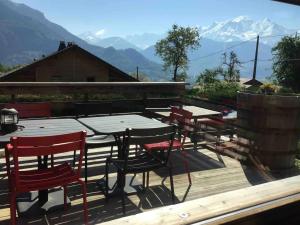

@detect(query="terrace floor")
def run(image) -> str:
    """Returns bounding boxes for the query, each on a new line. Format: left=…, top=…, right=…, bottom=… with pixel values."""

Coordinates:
left=0, top=141, right=269, bottom=225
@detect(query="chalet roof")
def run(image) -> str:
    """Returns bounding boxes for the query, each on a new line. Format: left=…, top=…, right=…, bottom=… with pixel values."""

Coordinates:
left=0, top=44, right=137, bottom=81
left=243, top=78, right=263, bottom=86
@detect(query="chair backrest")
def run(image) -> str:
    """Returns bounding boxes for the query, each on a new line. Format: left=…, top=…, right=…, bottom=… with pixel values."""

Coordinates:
left=144, top=97, right=182, bottom=108
left=123, top=126, right=175, bottom=168
left=111, top=99, right=145, bottom=114
left=169, top=106, right=193, bottom=138
left=75, top=102, right=112, bottom=117
left=9, top=131, right=86, bottom=186
left=5, top=103, right=51, bottom=118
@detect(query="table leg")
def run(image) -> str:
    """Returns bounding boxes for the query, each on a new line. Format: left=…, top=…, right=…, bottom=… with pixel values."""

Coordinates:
left=38, top=155, right=48, bottom=204
left=97, top=134, right=143, bottom=197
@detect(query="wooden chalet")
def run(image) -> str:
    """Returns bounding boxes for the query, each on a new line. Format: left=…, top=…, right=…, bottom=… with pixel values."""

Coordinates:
left=0, top=42, right=137, bottom=82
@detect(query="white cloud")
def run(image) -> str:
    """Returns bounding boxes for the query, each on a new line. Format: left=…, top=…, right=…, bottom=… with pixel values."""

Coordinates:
left=95, top=29, right=106, bottom=37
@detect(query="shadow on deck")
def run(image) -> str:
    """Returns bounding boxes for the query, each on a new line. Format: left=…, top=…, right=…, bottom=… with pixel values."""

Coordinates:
left=0, top=142, right=274, bottom=225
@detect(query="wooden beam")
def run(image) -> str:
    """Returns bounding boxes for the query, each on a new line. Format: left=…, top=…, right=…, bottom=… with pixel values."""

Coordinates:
left=100, top=175, right=300, bottom=225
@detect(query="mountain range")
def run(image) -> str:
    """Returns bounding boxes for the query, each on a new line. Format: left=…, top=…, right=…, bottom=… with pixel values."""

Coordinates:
left=1, top=0, right=299, bottom=82
left=81, top=16, right=298, bottom=49
left=0, top=0, right=166, bottom=80
left=80, top=16, right=299, bottom=81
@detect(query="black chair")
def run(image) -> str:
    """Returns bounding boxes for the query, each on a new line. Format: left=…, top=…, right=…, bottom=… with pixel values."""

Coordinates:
left=111, top=99, right=145, bottom=114
left=75, top=101, right=112, bottom=117
left=105, top=125, right=176, bottom=214
left=144, top=97, right=182, bottom=108
left=72, top=134, right=116, bottom=183
left=83, top=135, right=116, bottom=183
left=74, top=102, right=116, bottom=183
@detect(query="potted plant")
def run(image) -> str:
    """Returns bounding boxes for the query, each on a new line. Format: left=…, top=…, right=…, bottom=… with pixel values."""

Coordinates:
left=237, top=89, right=300, bottom=171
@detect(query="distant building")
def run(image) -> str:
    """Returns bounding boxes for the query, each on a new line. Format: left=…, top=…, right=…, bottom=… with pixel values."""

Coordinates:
left=0, top=42, right=136, bottom=82
left=243, top=78, right=263, bottom=87
left=242, top=78, right=263, bottom=91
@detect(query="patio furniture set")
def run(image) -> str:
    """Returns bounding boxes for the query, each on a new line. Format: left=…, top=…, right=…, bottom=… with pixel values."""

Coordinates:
left=1, top=102, right=236, bottom=225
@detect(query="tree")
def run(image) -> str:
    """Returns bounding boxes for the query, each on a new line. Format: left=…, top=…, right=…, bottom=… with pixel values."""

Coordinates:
left=0, top=63, right=9, bottom=73
left=155, top=24, right=200, bottom=81
left=196, top=67, right=222, bottom=85
left=272, top=35, right=300, bottom=92
left=221, top=51, right=241, bottom=82
left=176, top=71, right=188, bottom=81
left=129, top=71, right=151, bottom=82
left=0, top=63, right=22, bottom=73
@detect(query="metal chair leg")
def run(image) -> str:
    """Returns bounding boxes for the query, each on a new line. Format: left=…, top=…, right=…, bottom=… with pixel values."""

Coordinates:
left=84, top=146, right=88, bottom=183
left=168, top=166, right=175, bottom=203
left=167, top=161, right=175, bottom=204
left=181, top=147, right=192, bottom=185
left=109, top=145, right=114, bottom=158
left=72, top=150, right=76, bottom=167
left=146, top=171, right=150, bottom=188
left=142, top=172, right=146, bottom=188
left=10, top=192, right=16, bottom=225
left=78, top=180, right=88, bottom=225
left=121, top=172, right=126, bottom=214
left=104, top=159, right=109, bottom=202
left=63, top=185, right=68, bottom=210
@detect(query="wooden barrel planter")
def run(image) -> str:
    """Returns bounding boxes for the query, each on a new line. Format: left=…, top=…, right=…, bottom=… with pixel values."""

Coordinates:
left=237, top=92, right=300, bottom=170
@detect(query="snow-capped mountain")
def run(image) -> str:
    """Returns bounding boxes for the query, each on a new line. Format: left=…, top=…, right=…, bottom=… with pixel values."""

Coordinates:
left=199, top=16, right=296, bottom=45
left=79, top=32, right=164, bottom=50
left=80, top=16, right=297, bottom=50
left=125, top=33, right=164, bottom=49
left=78, top=33, right=141, bottom=51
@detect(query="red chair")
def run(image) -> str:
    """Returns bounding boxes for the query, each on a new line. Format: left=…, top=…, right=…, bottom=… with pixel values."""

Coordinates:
left=4, top=102, right=51, bottom=118
left=144, top=106, right=193, bottom=185
left=5, top=131, right=88, bottom=225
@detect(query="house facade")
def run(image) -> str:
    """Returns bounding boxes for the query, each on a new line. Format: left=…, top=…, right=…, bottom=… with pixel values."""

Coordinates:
left=0, top=42, right=136, bottom=82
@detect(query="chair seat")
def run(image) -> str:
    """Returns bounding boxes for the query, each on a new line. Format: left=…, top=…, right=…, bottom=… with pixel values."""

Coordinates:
left=11, top=163, right=78, bottom=193
left=110, top=153, right=165, bottom=173
left=86, top=134, right=115, bottom=146
left=144, top=139, right=182, bottom=151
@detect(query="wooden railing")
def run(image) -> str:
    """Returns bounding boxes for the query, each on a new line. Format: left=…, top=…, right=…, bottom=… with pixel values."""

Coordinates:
left=0, top=82, right=186, bottom=100
left=0, top=82, right=186, bottom=116
left=101, top=175, right=300, bottom=225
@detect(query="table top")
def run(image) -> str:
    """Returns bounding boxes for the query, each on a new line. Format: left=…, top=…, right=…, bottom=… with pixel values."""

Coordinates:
left=148, top=105, right=221, bottom=119
left=0, top=118, right=94, bottom=144
left=78, top=114, right=168, bottom=135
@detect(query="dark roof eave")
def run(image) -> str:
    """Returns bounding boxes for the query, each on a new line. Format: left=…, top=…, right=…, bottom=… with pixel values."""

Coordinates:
left=273, top=0, right=300, bottom=6
left=243, top=79, right=263, bottom=86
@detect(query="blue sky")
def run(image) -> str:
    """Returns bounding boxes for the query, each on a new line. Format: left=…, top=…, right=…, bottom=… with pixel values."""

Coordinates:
left=12, top=0, right=300, bottom=37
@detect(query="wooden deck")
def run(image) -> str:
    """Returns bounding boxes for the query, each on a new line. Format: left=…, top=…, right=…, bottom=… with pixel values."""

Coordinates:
left=0, top=141, right=268, bottom=225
